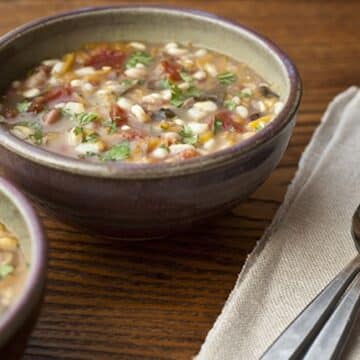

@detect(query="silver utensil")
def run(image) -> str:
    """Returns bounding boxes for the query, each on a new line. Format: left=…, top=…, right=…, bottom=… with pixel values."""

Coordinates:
left=261, top=204, right=360, bottom=360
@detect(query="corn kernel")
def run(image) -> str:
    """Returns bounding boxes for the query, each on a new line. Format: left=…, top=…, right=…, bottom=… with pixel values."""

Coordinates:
left=148, top=137, right=160, bottom=152
left=61, top=53, right=75, bottom=74
left=160, top=121, right=170, bottom=130
left=199, top=131, right=214, bottom=144
left=248, top=115, right=272, bottom=130
left=0, top=236, right=18, bottom=251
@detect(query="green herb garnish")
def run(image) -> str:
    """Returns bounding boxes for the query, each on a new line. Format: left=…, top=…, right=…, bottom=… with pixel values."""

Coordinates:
left=161, top=79, right=201, bottom=107
left=238, top=90, right=251, bottom=99
left=75, top=112, right=98, bottom=126
left=84, top=132, right=99, bottom=143
left=0, top=264, right=14, bottom=278
left=180, top=126, right=198, bottom=145
left=73, top=126, right=83, bottom=136
left=100, top=142, right=130, bottom=161
left=217, top=72, right=237, bottom=85
left=214, top=118, right=223, bottom=134
left=104, top=119, right=117, bottom=134
left=180, top=71, right=193, bottom=82
left=18, top=121, right=43, bottom=144
left=126, top=51, right=152, bottom=69
left=16, top=101, right=31, bottom=113
left=224, top=99, right=237, bottom=111
left=120, top=79, right=136, bottom=87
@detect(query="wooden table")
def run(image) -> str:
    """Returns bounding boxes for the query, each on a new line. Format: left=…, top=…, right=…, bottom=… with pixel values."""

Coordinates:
left=0, top=1, right=359, bottom=359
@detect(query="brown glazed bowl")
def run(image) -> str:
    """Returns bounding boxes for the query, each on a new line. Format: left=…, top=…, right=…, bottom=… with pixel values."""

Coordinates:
left=0, top=6, right=301, bottom=239
left=0, top=177, right=47, bottom=359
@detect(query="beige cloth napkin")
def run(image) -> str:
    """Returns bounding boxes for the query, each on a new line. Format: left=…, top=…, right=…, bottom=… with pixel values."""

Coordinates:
left=197, top=87, right=360, bottom=360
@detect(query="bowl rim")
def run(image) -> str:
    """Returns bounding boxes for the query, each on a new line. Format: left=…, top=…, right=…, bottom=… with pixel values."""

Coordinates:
left=0, top=177, right=47, bottom=347
left=0, top=5, right=302, bottom=180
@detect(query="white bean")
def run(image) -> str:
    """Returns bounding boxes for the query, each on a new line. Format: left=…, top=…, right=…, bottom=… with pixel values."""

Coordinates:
left=203, top=138, right=215, bottom=150
left=124, top=66, right=146, bottom=79
left=187, top=107, right=206, bottom=121
left=152, top=147, right=168, bottom=159
left=131, top=104, right=149, bottom=123
left=236, top=105, right=249, bottom=118
left=63, top=102, right=85, bottom=114
left=169, top=144, right=195, bottom=154
left=194, top=49, right=207, bottom=57
left=204, top=63, right=218, bottom=77
left=187, top=122, right=208, bottom=135
left=68, top=127, right=83, bottom=146
left=117, top=97, right=133, bottom=111
left=51, top=61, right=65, bottom=75
left=70, top=79, right=82, bottom=87
left=74, top=66, right=96, bottom=76
left=75, top=141, right=105, bottom=155
left=274, top=101, right=284, bottom=114
left=142, top=93, right=162, bottom=104
left=161, top=89, right=172, bottom=101
left=129, top=42, right=146, bottom=50
left=193, top=70, right=207, bottom=81
left=23, top=88, right=40, bottom=98
left=193, top=101, right=218, bottom=112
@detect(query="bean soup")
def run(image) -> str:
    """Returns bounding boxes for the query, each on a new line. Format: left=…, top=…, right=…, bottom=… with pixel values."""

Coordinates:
left=0, top=41, right=283, bottom=163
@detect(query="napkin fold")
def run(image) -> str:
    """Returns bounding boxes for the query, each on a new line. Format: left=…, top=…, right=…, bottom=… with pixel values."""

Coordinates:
left=197, top=87, right=360, bottom=360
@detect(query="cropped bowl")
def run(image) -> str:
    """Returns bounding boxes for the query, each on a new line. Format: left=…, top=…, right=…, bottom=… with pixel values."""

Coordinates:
left=0, top=177, right=47, bottom=358
left=0, top=6, right=301, bottom=239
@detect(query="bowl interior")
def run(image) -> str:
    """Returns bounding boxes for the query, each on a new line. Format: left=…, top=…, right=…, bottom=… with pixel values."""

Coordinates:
left=0, top=179, right=45, bottom=347
left=0, top=189, right=31, bottom=264
left=0, top=7, right=290, bottom=101
left=0, top=6, right=300, bottom=179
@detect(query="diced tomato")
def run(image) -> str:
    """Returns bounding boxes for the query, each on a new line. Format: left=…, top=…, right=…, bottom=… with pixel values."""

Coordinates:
left=110, top=104, right=128, bottom=126
left=85, top=49, right=125, bottom=69
left=3, top=108, right=18, bottom=119
left=178, top=149, right=199, bottom=160
left=161, top=59, right=182, bottom=82
left=214, top=110, right=244, bottom=133
left=29, top=85, right=73, bottom=113
left=119, top=128, right=144, bottom=141
left=42, top=85, right=72, bottom=103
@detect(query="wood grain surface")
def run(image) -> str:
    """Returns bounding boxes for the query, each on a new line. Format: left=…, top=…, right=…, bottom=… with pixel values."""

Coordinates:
left=0, top=0, right=359, bottom=359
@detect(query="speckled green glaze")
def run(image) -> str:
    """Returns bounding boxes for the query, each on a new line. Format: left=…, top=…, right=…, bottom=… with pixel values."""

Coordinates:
left=0, top=6, right=301, bottom=239
left=0, top=177, right=46, bottom=359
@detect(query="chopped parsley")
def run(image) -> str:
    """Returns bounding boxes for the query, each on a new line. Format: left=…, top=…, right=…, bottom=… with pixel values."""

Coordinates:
left=100, top=142, right=130, bottom=161
left=126, top=51, right=152, bottom=69
left=238, top=90, right=251, bottom=99
left=18, top=121, right=43, bottom=144
left=73, top=126, right=83, bottom=136
left=217, top=72, right=237, bottom=85
left=104, top=119, right=117, bottom=134
left=75, top=112, right=98, bottom=126
left=120, top=79, right=136, bottom=87
left=180, top=71, right=193, bottom=82
left=84, top=132, right=99, bottom=143
left=0, top=264, right=14, bottom=278
left=180, top=126, right=198, bottom=145
left=159, top=144, right=169, bottom=152
left=16, top=101, right=31, bottom=113
left=214, top=118, right=223, bottom=134
left=162, top=80, right=201, bottom=107
left=224, top=99, right=237, bottom=111
left=254, top=122, right=266, bottom=131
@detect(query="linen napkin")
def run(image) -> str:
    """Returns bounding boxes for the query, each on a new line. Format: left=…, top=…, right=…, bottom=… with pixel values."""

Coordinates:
left=197, top=87, right=360, bottom=360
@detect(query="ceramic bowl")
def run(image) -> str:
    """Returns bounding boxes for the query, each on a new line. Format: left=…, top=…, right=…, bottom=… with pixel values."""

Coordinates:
left=0, top=177, right=46, bottom=358
left=0, top=6, right=301, bottom=239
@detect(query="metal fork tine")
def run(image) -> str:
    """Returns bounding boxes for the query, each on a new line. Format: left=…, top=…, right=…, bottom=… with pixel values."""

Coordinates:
left=261, top=256, right=360, bottom=360
left=303, top=272, right=360, bottom=360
